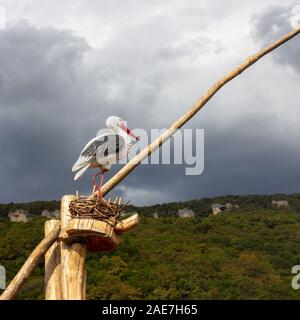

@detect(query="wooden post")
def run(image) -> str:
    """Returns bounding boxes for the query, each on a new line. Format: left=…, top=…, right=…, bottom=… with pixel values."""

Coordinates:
left=45, top=219, right=62, bottom=300
left=61, top=242, right=87, bottom=300
left=60, top=195, right=87, bottom=300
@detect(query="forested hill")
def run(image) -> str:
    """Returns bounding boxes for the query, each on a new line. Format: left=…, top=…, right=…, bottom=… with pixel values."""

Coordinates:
left=1, top=193, right=300, bottom=218
left=1, top=193, right=300, bottom=299
left=1, top=207, right=300, bottom=299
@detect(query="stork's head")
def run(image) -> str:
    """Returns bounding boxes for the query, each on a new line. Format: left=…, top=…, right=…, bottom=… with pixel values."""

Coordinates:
left=106, top=116, right=140, bottom=141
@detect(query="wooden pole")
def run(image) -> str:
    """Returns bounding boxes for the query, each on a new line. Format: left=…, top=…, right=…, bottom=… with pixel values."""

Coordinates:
left=61, top=242, right=87, bottom=300
left=45, top=219, right=62, bottom=300
left=0, top=222, right=61, bottom=300
left=95, top=27, right=300, bottom=198
left=60, top=195, right=87, bottom=300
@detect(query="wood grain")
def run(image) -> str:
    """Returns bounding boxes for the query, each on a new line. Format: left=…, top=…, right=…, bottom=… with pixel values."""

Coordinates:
left=61, top=242, right=86, bottom=300
left=45, top=219, right=62, bottom=300
left=114, top=213, right=140, bottom=234
left=60, top=195, right=87, bottom=300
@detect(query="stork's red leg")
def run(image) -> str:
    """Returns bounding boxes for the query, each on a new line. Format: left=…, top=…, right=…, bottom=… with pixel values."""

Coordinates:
left=92, top=171, right=102, bottom=188
left=98, top=172, right=105, bottom=197
left=92, top=170, right=105, bottom=197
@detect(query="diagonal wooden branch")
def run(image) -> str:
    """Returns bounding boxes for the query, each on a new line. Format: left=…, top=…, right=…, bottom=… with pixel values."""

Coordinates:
left=0, top=221, right=61, bottom=300
left=97, top=27, right=300, bottom=198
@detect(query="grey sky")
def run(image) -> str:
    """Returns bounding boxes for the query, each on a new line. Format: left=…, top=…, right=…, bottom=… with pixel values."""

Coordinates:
left=0, top=1, right=299, bottom=205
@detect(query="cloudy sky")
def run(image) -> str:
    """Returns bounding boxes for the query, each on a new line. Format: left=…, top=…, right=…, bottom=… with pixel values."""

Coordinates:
left=0, top=0, right=299, bottom=205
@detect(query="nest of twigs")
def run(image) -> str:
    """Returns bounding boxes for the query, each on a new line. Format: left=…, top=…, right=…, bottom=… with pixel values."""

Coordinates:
left=69, top=196, right=128, bottom=226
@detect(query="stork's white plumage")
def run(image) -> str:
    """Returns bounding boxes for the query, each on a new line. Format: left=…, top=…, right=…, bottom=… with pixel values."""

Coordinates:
left=72, top=116, right=139, bottom=194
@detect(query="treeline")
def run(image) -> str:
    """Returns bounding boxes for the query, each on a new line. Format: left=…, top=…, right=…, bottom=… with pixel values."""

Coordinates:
left=128, top=193, right=300, bottom=217
left=1, top=193, right=300, bottom=219
left=0, top=200, right=60, bottom=218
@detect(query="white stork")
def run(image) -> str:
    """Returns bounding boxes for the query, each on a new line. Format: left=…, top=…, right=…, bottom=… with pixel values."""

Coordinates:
left=72, top=116, right=140, bottom=196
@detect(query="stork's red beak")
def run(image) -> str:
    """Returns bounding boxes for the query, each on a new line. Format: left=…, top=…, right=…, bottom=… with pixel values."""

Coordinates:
left=119, top=121, right=140, bottom=141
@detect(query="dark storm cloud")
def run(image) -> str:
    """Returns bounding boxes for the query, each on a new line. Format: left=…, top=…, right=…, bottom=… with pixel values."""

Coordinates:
left=0, top=20, right=168, bottom=203
left=0, top=5, right=299, bottom=206
left=0, top=21, right=95, bottom=201
left=252, top=4, right=300, bottom=73
left=115, top=113, right=300, bottom=205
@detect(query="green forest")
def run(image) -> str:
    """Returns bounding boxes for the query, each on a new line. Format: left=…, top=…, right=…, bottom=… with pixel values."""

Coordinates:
left=1, top=193, right=300, bottom=299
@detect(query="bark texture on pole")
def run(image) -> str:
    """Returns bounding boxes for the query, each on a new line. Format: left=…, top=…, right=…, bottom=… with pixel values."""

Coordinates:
left=60, top=195, right=87, bottom=300
left=45, top=219, right=62, bottom=300
left=0, top=222, right=61, bottom=300
left=61, top=242, right=87, bottom=300
left=95, top=27, right=300, bottom=198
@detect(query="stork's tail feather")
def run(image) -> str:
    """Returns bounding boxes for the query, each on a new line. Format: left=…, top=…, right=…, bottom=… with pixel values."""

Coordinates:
left=74, top=163, right=90, bottom=181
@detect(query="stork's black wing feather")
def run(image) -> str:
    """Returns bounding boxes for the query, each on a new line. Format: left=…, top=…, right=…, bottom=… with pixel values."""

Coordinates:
left=81, top=135, right=108, bottom=157
left=72, top=133, right=125, bottom=172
